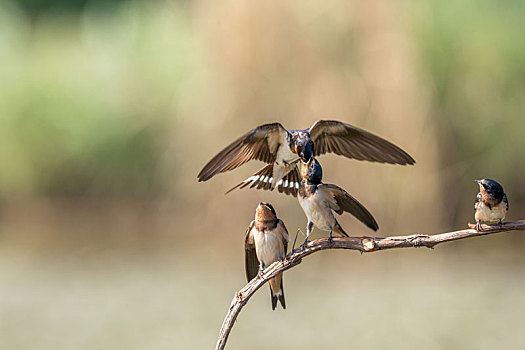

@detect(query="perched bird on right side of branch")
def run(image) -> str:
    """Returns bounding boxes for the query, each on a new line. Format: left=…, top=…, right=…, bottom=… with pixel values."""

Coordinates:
left=297, top=158, right=378, bottom=249
left=474, top=179, right=508, bottom=231
left=244, top=202, right=290, bottom=310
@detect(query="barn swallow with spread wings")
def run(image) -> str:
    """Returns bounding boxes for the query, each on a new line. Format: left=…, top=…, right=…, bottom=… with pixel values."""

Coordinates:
left=297, top=158, right=378, bottom=248
left=245, top=202, right=289, bottom=310
left=197, top=120, right=415, bottom=197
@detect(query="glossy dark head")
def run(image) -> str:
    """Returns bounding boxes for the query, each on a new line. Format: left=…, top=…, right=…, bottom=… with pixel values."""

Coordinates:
left=476, top=179, right=505, bottom=202
left=301, top=158, right=323, bottom=185
left=255, top=202, right=277, bottom=221
left=291, top=132, right=314, bottom=162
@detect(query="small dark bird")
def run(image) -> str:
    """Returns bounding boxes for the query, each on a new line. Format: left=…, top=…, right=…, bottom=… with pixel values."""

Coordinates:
left=297, top=158, right=378, bottom=248
left=198, top=120, right=415, bottom=197
left=474, top=179, right=508, bottom=231
left=244, top=202, right=289, bottom=310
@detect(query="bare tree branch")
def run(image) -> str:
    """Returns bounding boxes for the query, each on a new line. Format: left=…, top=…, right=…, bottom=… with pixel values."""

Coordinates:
left=215, top=220, right=525, bottom=350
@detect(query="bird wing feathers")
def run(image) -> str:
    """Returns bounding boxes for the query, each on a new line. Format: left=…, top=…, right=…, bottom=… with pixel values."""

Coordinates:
left=244, top=221, right=260, bottom=282
left=198, top=123, right=288, bottom=182
left=225, top=164, right=300, bottom=197
left=318, top=184, right=379, bottom=231
left=309, top=120, right=415, bottom=165
left=277, top=219, right=290, bottom=254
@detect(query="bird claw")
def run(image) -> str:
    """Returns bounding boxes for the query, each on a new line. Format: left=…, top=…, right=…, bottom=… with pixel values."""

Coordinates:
left=291, top=228, right=303, bottom=252
left=300, top=240, right=309, bottom=250
left=475, top=222, right=483, bottom=232
left=327, top=229, right=334, bottom=247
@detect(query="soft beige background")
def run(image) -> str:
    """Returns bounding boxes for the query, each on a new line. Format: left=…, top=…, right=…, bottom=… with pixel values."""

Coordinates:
left=0, top=0, right=524, bottom=349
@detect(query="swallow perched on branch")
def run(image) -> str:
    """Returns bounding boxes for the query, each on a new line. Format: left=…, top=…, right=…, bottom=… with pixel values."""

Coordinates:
left=198, top=120, right=415, bottom=196
left=245, top=202, right=290, bottom=310
left=297, top=158, right=378, bottom=248
left=474, top=179, right=508, bottom=231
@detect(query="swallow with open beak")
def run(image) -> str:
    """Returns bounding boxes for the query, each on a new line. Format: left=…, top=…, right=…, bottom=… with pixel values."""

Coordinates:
left=297, top=158, right=378, bottom=248
left=474, top=179, right=508, bottom=231
left=245, top=202, right=290, bottom=310
left=198, top=120, right=415, bottom=197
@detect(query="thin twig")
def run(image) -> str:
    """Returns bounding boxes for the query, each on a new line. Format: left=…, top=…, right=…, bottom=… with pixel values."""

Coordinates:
left=215, top=220, right=525, bottom=350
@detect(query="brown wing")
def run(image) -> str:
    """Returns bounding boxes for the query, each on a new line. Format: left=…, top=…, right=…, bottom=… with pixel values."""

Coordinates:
left=309, top=120, right=415, bottom=165
left=198, top=123, right=288, bottom=182
left=244, top=221, right=260, bottom=282
left=276, top=219, right=290, bottom=255
left=225, top=165, right=300, bottom=197
left=318, top=184, right=379, bottom=231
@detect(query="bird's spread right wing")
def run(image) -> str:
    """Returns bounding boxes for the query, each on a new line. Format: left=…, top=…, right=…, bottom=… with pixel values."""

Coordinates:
left=318, top=184, right=379, bottom=231
left=225, top=164, right=300, bottom=197
left=309, top=120, right=415, bottom=165
left=244, top=221, right=260, bottom=282
left=197, top=123, right=288, bottom=182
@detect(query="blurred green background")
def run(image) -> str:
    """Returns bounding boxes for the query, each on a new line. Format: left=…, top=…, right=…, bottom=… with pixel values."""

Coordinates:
left=0, top=0, right=524, bottom=349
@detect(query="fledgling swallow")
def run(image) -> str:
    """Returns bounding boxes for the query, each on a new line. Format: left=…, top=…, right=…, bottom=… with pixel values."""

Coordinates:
left=245, top=202, right=290, bottom=310
left=297, top=158, right=378, bottom=248
left=198, top=120, right=415, bottom=197
left=474, top=179, right=508, bottom=231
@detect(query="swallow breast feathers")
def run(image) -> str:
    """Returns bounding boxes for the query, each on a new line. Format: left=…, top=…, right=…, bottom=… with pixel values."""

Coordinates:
left=244, top=220, right=289, bottom=282
left=475, top=197, right=508, bottom=222
left=298, top=188, right=336, bottom=232
left=253, top=221, right=289, bottom=268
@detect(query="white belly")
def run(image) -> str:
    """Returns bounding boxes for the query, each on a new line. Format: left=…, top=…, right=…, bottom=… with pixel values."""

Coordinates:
left=276, top=141, right=299, bottom=165
left=271, top=139, right=299, bottom=188
left=298, top=193, right=335, bottom=232
left=475, top=201, right=507, bottom=222
left=254, top=229, right=285, bottom=268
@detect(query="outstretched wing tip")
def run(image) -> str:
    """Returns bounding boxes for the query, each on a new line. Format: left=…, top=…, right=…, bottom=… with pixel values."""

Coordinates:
left=197, top=123, right=287, bottom=182
left=310, top=120, right=416, bottom=166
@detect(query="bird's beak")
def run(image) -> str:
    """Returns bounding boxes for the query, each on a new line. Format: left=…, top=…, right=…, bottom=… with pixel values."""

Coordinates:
left=475, top=180, right=481, bottom=184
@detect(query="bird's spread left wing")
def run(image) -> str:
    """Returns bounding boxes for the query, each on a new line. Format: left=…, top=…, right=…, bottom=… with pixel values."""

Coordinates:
left=318, top=183, right=379, bottom=231
left=309, top=120, right=415, bottom=165
left=244, top=221, right=260, bottom=282
left=198, top=123, right=287, bottom=182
